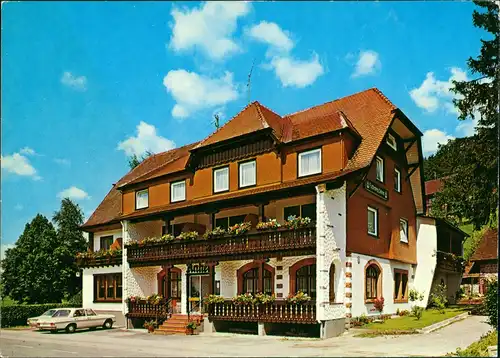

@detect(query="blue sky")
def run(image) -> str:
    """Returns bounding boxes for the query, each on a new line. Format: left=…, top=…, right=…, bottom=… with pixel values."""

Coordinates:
left=1, top=1, right=485, bottom=251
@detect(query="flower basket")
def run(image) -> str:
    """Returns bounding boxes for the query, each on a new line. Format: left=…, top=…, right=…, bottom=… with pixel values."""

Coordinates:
left=286, top=291, right=312, bottom=305
left=227, top=222, right=252, bottom=237
left=256, top=219, right=281, bottom=231
left=283, top=216, right=312, bottom=230
left=177, top=231, right=199, bottom=241
left=202, top=227, right=226, bottom=240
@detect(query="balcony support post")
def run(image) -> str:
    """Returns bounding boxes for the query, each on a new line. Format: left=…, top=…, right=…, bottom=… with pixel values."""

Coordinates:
left=207, top=262, right=217, bottom=295
left=161, top=264, right=172, bottom=299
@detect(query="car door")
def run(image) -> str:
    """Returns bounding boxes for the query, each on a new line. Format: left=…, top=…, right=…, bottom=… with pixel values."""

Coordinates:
left=85, top=309, right=101, bottom=327
left=73, top=309, right=89, bottom=329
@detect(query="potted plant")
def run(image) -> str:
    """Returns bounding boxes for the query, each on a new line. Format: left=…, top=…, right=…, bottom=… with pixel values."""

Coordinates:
left=177, top=231, right=199, bottom=241
left=143, top=320, right=157, bottom=333
left=227, top=222, right=252, bottom=236
left=232, top=293, right=256, bottom=306
left=256, top=219, right=281, bottom=231
left=202, top=227, right=226, bottom=240
left=286, top=291, right=312, bottom=305
left=254, top=292, right=276, bottom=305
left=185, top=320, right=198, bottom=335
left=283, top=216, right=312, bottom=229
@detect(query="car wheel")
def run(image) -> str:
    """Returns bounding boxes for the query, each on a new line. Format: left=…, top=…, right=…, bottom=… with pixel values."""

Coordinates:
left=65, top=324, right=77, bottom=334
left=103, top=319, right=113, bottom=329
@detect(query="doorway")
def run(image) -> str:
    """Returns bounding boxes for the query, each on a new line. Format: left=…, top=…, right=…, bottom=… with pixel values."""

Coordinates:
left=188, top=275, right=211, bottom=314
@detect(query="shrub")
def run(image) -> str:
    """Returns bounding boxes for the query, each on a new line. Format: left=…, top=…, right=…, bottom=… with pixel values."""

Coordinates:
left=399, top=309, right=410, bottom=316
left=411, top=305, right=424, bottom=320
left=484, top=278, right=498, bottom=328
left=452, top=330, right=497, bottom=357
left=64, top=290, right=82, bottom=307
left=0, top=303, right=73, bottom=327
left=373, top=297, right=384, bottom=314
left=408, top=289, right=424, bottom=302
left=430, top=283, right=448, bottom=313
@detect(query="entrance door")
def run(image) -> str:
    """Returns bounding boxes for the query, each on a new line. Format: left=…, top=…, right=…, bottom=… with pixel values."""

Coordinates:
left=188, top=275, right=211, bottom=314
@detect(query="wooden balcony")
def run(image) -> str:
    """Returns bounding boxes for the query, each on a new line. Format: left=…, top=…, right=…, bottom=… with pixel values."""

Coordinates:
left=76, top=254, right=122, bottom=268
left=126, top=299, right=171, bottom=319
left=207, top=300, right=316, bottom=324
left=436, top=251, right=464, bottom=273
left=126, top=226, right=316, bottom=266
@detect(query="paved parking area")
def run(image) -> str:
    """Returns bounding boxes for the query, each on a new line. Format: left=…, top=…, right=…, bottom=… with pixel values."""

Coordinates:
left=0, top=316, right=492, bottom=357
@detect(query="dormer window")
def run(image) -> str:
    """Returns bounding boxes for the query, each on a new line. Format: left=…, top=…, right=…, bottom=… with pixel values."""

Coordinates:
left=386, top=133, right=397, bottom=151
left=135, top=189, right=149, bottom=209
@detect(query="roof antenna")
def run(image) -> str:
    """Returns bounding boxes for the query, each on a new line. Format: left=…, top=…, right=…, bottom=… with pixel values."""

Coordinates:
left=213, top=113, right=220, bottom=130
left=247, top=58, right=255, bottom=104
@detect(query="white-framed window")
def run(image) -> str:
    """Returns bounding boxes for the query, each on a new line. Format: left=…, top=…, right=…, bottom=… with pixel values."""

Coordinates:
left=170, top=180, right=186, bottom=202
left=387, top=133, right=398, bottom=151
left=400, top=218, right=409, bottom=243
left=376, top=156, right=384, bottom=183
left=298, top=148, right=322, bottom=177
left=394, top=168, right=401, bottom=193
left=213, top=166, right=229, bottom=193
left=367, top=206, right=378, bottom=236
left=135, top=189, right=149, bottom=209
left=239, top=160, right=256, bottom=188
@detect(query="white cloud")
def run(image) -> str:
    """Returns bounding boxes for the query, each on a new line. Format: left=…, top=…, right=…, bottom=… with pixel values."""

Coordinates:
left=410, top=67, right=467, bottom=113
left=0, top=243, right=15, bottom=260
left=1, top=151, right=41, bottom=180
left=117, top=121, right=176, bottom=157
left=163, top=70, right=239, bottom=118
left=247, top=21, right=294, bottom=53
left=422, top=129, right=455, bottom=156
left=54, top=158, right=71, bottom=166
left=352, top=50, right=381, bottom=78
left=14, top=204, right=23, bottom=211
left=169, top=1, right=251, bottom=60
left=267, top=53, right=324, bottom=88
left=61, top=71, right=87, bottom=91
left=57, top=186, right=90, bottom=200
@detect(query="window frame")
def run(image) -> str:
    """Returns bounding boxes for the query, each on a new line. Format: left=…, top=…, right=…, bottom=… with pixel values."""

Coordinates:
left=393, top=269, right=409, bottom=303
left=400, top=218, right=409, bottom=243
left=367, top=206, right=379, bottom=237
left=100, top=236, right=114, bottom=251
left=364, top=261, right=382, bottom=303
left=394, top=167, right=402, bottom=193
left=238, top=159, right=257, bottom=189
left=386, top=133, right=398, bottom=151
left=170, top=180, right=186, bottom=203
left=135, top=188, right=149, bottom=210
left=298, top=148, right=322, bottom=178
left=375, top=156, right=385, bottom=183
left=94, top=273, right=122, bottom=302
left=213, top=165, right=230, bottom=194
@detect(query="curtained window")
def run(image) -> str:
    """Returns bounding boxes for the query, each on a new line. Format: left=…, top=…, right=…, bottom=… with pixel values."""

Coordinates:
left=298, top=149, right=321, bottom=177
left=213, top=166, right=229, bottom=193
left=239, top=160, right=256, bottom=188
left=95, top=274, right=122, bottom=301
left=368, top=206, right=378, bottom=236
left=365, top=264, right=380, bottom=300
left=135, top=189, right=149, bottom=209
left=394, top=269, right=408, bottom=302
left=242, top=267, right=273, bottom=295
left=400, top=218, right=409, bottom=243
left=171, top=180, right=186, bottom=202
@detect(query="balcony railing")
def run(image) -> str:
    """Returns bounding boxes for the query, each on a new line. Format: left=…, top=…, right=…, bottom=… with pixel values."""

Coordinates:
left=126, top=226, right=316, bottom=266
left=436, top=251, right=464, bottom=273
left=126, top=299, right=171, bottom=319
left=76, top=254, right=122, bottom=268
left=207, top=300, right=316, bottom=324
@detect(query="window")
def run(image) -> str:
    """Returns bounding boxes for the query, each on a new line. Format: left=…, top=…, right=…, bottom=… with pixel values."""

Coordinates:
left=95, top=274, right=122, bottom=301
left=375, top=156, right=384, bottom=182
left=298, top=148, right=322, bottom=177
left=100, top=236, right=113, bottom=251
left=239, top=160, right=256, bottom=188
left=386, top=133, right=398, bottom=151
left=85, top=309, right=96, bottom=316
left=295, top=264, right=316, bottom=298
left=367, top=206, right=378, bottom=236
left=215, top=215, right=246, bottom=230
left=394, top=168, right=401, bottom=193
left=400, top=218, right=408, bottom=243
left=329, top=263, right=336, bottom=303
left=240, top=265, right=273, bottom=295
left=53, top=310, right=71, bottom=317
left=365, top=264, right=381, bottom=301
left=171, top=180, right=186, bottom=202
left=73, top=309, right=85, bottom=317
left=284, top=203, right=316, bottom=222
left=170, top=270, right=182, bottom=299
left=394, top=269, right=408, bottom=302
left=135, top=189, right=148, bottom=209
left=213, top=166, right=229, bottom=193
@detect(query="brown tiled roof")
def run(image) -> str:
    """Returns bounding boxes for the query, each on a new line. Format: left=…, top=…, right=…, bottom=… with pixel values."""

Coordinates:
left=425, top=178, right=444, bottom=196
left=83, top=88, right=412, bottom=229
left=470, top=228, right=498, bottom=261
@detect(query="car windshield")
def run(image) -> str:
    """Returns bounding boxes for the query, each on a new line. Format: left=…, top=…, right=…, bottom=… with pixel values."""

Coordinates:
left=42, top=309, right=57, bottom=316
left=52, top=310, right=71, bottom=317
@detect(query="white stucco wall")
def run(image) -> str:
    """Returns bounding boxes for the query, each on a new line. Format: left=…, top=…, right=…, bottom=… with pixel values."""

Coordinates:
left=315, top=183, right=347, bottom=321
left=413, top=216, right=438, bottom=307
left=93, top=229, right=122, bottom=251
left=350, top=253, right=413, bottom=317
left=82, top=266, right=122, bottom=311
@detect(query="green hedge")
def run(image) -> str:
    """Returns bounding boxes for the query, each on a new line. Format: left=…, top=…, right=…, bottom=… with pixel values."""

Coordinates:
left=1, top=303, right=76, bottom=327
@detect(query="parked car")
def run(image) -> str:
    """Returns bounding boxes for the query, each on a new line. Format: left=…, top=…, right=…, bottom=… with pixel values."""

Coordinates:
left=37, top=308, right=115, bottom=333
left=27, top=309, right=59, bottom=328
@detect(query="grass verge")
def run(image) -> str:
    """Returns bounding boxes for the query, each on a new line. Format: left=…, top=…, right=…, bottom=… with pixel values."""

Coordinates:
left=446, top=330, right=497, bottom=357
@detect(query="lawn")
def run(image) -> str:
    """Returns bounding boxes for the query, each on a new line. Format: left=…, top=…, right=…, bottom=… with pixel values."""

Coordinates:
left=362, top=307, right=468, bottom=331
left=447, top=330, right=497, bottom=357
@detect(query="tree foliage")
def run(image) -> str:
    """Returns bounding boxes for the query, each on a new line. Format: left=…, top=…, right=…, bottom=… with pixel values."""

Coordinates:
left=426, top=1, right=498, bottom=229
left=128, top=150, right=153, bottom=169
left=1, top=200, right=86, bottom=304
